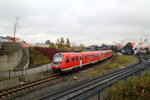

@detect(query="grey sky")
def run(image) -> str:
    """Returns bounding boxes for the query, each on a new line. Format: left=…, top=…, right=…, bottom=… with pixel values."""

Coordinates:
left=0, top=0, right=150, bottom=46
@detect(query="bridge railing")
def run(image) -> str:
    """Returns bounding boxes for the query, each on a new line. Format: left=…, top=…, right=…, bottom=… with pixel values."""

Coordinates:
left=14, top=48, right=30, bottom=71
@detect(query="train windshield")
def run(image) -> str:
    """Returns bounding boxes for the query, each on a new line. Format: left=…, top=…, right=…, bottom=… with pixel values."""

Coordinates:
left=53, top=55, right=63, bottom=65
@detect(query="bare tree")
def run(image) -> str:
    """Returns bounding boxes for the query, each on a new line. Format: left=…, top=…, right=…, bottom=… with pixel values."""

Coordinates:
left=13, top=17, right=20, bottom=42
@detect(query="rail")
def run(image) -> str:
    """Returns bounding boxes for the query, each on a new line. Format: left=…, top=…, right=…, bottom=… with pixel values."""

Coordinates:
left=0, top=55, right=114, bottom=99
left=38, top=57, right=150, bottom=100
left=14, top=48, right=29, bottom=70
left=0, top=74, right=61, bottom=100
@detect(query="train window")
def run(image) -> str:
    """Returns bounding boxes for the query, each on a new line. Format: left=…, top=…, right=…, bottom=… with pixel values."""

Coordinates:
left=66, top=57, right=70, bottom=63
left=72, top=57, right=75, bottom=62
left=85, top=56, right=87, bottom=59
left=80, top=57, right=82, bottom=60
left=53, top=54, right=63, bottom=65
left=76, top=57, right=78, bottom=61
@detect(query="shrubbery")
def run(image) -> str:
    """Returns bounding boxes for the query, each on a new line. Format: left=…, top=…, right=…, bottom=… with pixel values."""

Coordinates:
left=34, top=47, right=66, bottom=60
left=28, top=47, right=51, bottom=68
left=108, top=73, right=150, bottom=100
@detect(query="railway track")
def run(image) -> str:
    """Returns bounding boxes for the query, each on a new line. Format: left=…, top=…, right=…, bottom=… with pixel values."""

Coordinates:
left=0, top=56, right=114, bottom=100
left=37, top=57, right=150, bottom=100
left=0, top=74, right=61, bottom=100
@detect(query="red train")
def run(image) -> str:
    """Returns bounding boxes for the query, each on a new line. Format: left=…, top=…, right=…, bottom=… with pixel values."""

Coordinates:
left=52, top=50, right=113, bottom=73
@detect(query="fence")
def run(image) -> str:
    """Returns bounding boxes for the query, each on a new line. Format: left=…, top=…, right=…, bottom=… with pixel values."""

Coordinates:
left=87, top=64, right=150, bottom=100
left=0, top=63, right=52, bottom=78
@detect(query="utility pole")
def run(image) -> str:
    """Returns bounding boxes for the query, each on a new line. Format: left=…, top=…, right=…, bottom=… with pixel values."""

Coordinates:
left=13, top=17, right=19, bottom=42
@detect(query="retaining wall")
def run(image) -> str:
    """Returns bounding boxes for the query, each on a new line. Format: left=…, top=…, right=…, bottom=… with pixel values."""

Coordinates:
left=0, top=42, right=22, bottom=71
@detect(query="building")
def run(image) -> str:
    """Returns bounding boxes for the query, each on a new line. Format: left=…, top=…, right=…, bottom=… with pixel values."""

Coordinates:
left=0, top=36, right=31, bottom=47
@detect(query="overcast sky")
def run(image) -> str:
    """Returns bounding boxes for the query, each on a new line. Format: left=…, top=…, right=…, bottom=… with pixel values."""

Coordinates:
left=0, top=0, right=150, bottom=46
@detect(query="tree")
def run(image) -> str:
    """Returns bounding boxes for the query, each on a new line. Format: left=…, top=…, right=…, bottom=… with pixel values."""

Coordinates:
left=55, top=39, right=60, bottom=49
left=13, top=17, right=20, bottom=42
left=110, top=45, right=117, bottom=52
left=49, top=42, right=55, bottom=49
left=45, top=40, right=51, bottom=45
left=59, top=37, right=65, bottom=49
left=79, top=44, right=85, bottom=51
left=60, top=37, right=64, bottom=46
left=65, top=38, right=71, bottom=48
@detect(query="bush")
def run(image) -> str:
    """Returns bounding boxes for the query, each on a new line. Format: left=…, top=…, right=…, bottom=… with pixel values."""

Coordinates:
left=28, top=47, right=51, bottom=68
left=108, top=73, right=150, bottom=100
left=34, top=47, right=67, bottom=60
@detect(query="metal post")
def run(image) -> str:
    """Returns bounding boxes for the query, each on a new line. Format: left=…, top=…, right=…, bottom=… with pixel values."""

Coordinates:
left=41, top=66, right=43, bottom=72
left=9, top=69, right=11, bottom=79
left=14, top=70, right=15, bottom=77
left=22, top=68, right=23, bottom=76
left=98, top=90, right=101, bottom=100
left=131, top=73, right=133, bottom=80
left=47, top=64, right=48, bottom=71
left=41, top=66, right=43, bottom=77
left=26, top=69, right=27, bottom=76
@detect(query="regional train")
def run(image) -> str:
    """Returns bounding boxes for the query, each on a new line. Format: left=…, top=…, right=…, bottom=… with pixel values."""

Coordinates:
left=52, top=50, right=113, bottom=73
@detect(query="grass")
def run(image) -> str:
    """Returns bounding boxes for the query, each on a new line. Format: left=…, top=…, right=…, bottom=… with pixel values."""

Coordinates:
left=28, top=47, right=51, bottom=68
left=84, top=54, right=138, bottom=77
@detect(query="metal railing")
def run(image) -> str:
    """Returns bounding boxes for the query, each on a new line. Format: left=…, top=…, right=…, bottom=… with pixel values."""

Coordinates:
left=14, top=48, right=30, bottom=70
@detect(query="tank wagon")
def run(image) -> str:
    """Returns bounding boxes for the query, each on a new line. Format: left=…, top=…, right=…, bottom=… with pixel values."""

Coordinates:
left=52, top=50, right=113, bottom=73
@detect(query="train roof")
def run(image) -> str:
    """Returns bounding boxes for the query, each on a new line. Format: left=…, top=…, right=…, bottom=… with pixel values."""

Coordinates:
left=55, top=50, right=112, bottom=56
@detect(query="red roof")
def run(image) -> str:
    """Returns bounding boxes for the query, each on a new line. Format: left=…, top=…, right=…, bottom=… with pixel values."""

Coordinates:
left=7, top=36, right=21, bottom=41
left=115, top=44, right=124, bottom=48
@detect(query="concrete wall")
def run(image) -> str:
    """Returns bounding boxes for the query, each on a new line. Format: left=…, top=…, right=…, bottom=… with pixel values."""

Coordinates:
left=0, top=42, right=22, bottom=71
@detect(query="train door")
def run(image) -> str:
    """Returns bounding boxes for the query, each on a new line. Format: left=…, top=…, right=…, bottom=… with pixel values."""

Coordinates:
left=79, top=55, right=82, bottom=67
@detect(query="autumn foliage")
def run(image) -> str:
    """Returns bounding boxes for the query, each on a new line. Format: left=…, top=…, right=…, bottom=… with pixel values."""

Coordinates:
left=34, top=47, right=67, bottom=60
left=108, top=73, right=150, bottom=100
left=28, top=47, right=51, bottom=68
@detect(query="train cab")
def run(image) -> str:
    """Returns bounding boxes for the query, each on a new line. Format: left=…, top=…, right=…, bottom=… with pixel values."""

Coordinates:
left=52, top=53, right=64, bottom=73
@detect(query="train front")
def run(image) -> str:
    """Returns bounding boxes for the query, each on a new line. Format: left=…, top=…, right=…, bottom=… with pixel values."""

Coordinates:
left=52, top=53, right=64, bottom=73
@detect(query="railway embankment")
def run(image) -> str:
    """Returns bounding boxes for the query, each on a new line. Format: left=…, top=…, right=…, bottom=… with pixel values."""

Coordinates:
left=12, top=54, right=140, bottom=100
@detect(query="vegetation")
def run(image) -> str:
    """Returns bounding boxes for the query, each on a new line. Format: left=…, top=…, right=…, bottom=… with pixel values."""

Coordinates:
left=28, top=47, right=51, bottom=68
left=34, top=47, right=66, bottom=60
left=49, top=37, right=86, bottom=51
left=84, top=54, right=137, bottom=77
left=78, top=44, right=85, bottom=51
left=108, top=73, right=150, bottom=100
left=0, top=77, right=7, bottom=81
left=50, top=37, right=72, bottom=51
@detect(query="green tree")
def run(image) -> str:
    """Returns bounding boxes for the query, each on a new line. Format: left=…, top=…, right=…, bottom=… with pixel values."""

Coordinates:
left=60, top=37, right=64, bottom=46
left=60, top=37, right=65, bottom=44
left=49, top=42, right=55, bottom=49
left=65, top=38, right=71, bottom=48
left=79, top=44, right=85, bottom=51
left=55, top=39, right=60, bottom=49
left=60, top=37, right=65, bottom=49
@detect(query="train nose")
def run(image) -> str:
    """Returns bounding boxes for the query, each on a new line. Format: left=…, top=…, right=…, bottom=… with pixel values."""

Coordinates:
left=53, top=66, right=60, bottom=68
left=53, top=68, right=61, bottom=73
